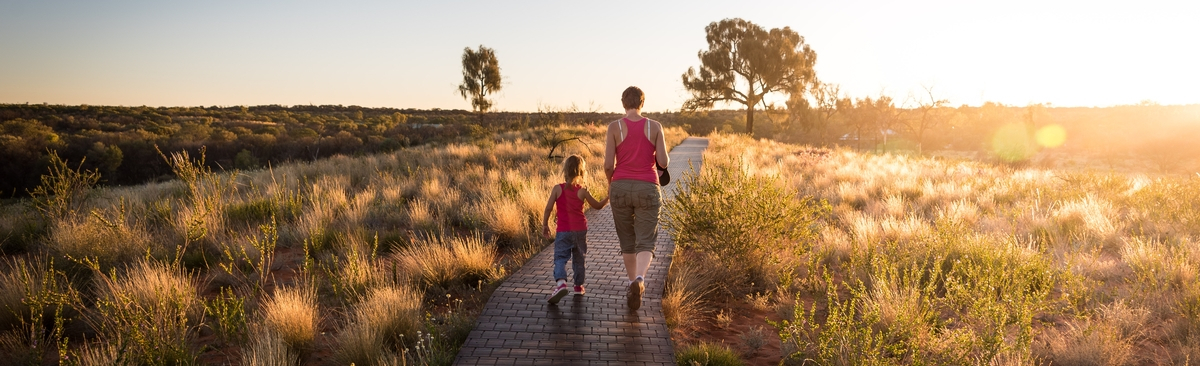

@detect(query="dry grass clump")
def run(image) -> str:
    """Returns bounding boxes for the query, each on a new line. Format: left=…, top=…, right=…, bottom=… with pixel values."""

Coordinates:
left=47, top=210, right=153, bottom=272
left=405, top=199, right=437, bottom=231
left=336, top=284, right=424, bottom=365
left=1037, top=318, right=1136, bottom=366
left=73, top=341, right=121, bottom=366
left=89, top=260, right=200, bottom=364
left=662, top=251, right=715, bottom=332
left=0, top=205, right=43, bottom=254
left=479, top=197, right=527, bottom=241
left=0, top=257, right=39, bottom=330
left=392, top=233, right=498, bottom=289
left=240, top=328, right=301, bottom=366
left=675, top=342, right=745, bottom=366
left=262, top=286, right=319, bottom=351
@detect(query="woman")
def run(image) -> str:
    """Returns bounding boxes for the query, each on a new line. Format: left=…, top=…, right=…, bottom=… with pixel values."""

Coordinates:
left=604, top=86, right=669, bottom=311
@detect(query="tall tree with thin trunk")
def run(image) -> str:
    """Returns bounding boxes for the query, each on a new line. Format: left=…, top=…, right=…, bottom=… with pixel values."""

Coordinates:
left=458, top=45, right=503, bottom=115
left=808, top=81, right=845, bottom=144
left=682, top=18, right=817, bottom=136
left=906, top=84, right=949, bottom=154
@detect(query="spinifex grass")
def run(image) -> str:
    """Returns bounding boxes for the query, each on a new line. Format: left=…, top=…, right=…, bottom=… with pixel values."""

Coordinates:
left=667, top=132, right=1200, bottom=364
left=0, top=124, right=687, bottom=364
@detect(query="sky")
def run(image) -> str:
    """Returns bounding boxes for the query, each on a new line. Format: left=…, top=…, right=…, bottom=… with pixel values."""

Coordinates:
left=1, top=0, right=1198, bottom=112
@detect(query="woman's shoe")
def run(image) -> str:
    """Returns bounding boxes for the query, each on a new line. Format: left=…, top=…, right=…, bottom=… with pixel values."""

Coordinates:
left=626, top=278, right=644, bottom=310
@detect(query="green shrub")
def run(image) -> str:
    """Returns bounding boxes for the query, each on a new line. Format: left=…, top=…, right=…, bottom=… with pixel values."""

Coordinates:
left=225, top=198, right=275, bottom=225
left=89, top=261, right=200, bottom=365
left=29, top=151, right=100, bottom=221
left=675, top=342, right=744, bottom=366
left=48, top=208, right=154, bottom=275
left=204, top=287, right=248, bottom=343
left=665, top=159, right=828, bottom=295
left=0, top=207, right=46, bottom=254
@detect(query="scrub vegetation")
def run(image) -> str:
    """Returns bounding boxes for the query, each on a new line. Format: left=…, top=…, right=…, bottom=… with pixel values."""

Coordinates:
left=665, top=132, right=1200, bottom=365
left=0, top=122, right=686, bottom=365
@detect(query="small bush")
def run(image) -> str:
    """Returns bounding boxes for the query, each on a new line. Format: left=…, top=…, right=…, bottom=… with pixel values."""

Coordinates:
left=665, top=158, right=828, bottom=295
left=322, top=234, right=379, bottom=303
left=225, top=198, right=276, bottom=226
left=89, top=260, right=200, bottom=365
left=0, top=206, right=46, bottom=254
left=0, top=257, right=41, bottom=331
left=204, top=287, right=249, bottom=343
left=29, top=150, right=100, bottom=221
left=48, top=209, right=153, bottom=274
left=675, top=342, right=744, bottom=366
left=739, top=326, right=766, bottom=354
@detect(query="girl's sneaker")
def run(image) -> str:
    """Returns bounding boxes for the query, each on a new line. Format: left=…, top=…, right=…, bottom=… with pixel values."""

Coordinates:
left=548, top=283, right=570, bottom=304
left=573, top=285, right=585, bottom=295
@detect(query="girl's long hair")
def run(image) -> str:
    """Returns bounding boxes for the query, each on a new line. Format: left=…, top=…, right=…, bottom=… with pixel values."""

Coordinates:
left=562, top=155, right=586, bottom=186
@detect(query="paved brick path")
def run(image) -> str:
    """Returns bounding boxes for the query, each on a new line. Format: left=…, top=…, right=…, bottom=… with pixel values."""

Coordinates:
left=454, top=137, right=709, bottom=366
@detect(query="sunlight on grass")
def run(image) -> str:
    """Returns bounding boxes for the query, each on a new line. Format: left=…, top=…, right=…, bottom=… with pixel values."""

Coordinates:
left=666, top=131, right=1200, bottom=364
left=262, top=286, right=318, bottom=351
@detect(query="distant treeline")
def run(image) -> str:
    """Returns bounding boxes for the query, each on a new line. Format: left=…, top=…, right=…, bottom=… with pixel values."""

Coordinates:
left=4, top=102, right=1199, bottom=198
left=0, top=104, right=621, bottom=198
left=667, top=102, right=1200, bottom=170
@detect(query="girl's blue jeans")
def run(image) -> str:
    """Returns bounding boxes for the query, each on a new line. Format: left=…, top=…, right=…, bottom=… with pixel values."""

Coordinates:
left=552, top=230, right=588, bottom=286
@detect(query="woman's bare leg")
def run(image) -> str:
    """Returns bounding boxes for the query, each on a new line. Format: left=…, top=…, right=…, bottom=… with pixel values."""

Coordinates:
left=622, top=253, right=638, bottom=281
left=636, top=251, right=653, bottom=278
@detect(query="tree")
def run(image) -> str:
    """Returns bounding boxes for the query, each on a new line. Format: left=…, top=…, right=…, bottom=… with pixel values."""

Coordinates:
left=807, top=81, right=846, bottom=144
left=905, top=84, right=949, bottom=154
left=682, top=18, right=817, bottom=136
left=458, top=45, right=503, bottom=115
left=867, top=95, right=903, bottom=152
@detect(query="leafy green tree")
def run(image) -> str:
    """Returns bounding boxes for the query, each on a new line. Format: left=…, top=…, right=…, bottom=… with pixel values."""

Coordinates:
left=234, top=149, right=259, bottom=170
left=85, top=142, right=123, bottom=179
left=457, top=45, right=503, bottom=114
left=682, top=18, right=817, bottom=136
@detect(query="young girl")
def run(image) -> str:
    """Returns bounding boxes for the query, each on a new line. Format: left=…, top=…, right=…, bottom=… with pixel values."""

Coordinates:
left=541, top=154, right=608, bottom=304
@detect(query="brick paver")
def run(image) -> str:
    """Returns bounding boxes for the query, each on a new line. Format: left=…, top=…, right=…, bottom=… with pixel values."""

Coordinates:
left=455, top=137, right=709, bottom=365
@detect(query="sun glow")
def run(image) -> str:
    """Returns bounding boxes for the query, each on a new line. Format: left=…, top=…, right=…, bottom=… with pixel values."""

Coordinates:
left=1035, top=125, right=1067, bottom=148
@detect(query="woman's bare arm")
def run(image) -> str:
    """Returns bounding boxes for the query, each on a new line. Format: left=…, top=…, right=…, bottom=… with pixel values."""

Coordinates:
left=654, top=120, right=670, bottom=168
left=604, top=120, right=619, bottom=182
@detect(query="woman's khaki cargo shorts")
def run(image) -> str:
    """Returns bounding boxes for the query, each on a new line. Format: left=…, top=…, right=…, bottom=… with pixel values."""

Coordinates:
left=609, top=179, right=661, bottom=254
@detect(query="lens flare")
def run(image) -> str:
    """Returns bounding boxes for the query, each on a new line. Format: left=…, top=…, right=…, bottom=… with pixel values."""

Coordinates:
left=1035, top=124, right=1067, bottom=148
left=991, top=123, right=1036, bottom=162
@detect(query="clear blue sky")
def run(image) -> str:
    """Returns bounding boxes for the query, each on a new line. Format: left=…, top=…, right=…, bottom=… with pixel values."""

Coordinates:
left=2, top=0, right=1197, bottom=112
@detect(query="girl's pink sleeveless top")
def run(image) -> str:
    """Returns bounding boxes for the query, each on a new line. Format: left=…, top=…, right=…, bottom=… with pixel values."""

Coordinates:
left=611, top=118, right=658, bottom=184
left=555, top=183, right=587, bottom=232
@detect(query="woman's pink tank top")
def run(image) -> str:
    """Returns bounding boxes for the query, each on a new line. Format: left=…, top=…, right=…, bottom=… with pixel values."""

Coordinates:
left=611, top=118, right=658, bottom=184
left=555, top=183, right=587, bottom=232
